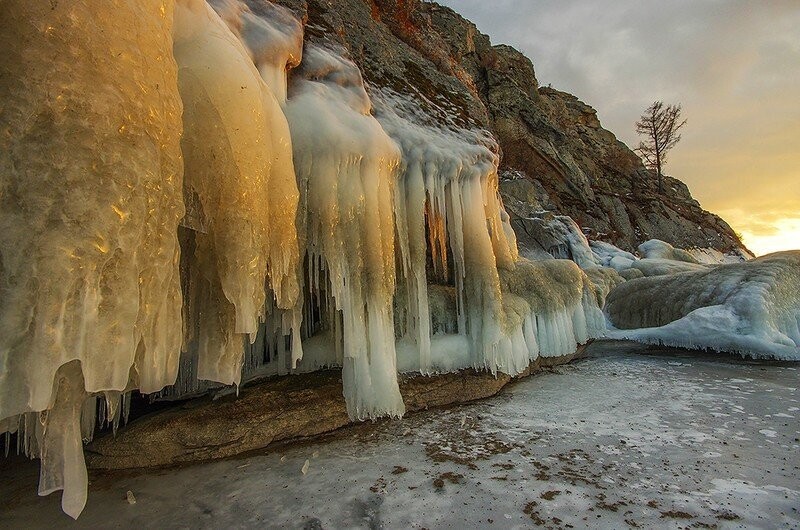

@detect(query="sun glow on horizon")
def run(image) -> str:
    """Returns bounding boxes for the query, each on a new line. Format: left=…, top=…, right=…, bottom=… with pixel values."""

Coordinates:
left=740, top=217, right=800, bottom=257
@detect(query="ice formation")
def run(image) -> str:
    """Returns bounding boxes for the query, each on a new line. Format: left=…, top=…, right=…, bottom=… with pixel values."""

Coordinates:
left=606, top=252, right=800, bottom=359
left=375, top=90, right=518, bottom=375
left=172, top=0, right=300, bottom=387
left=0, top=0, right=604, bottom=517
left=284, top=44, right=405, bottom=419
left=0, top=0, right=185, bottom=517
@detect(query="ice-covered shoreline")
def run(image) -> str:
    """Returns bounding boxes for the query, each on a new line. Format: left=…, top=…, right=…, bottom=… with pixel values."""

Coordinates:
left=2, top=341, right=798, bottom=529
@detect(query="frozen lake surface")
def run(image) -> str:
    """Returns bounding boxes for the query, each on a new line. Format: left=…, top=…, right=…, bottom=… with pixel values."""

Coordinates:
left=2, top=340, right=799, bottom=529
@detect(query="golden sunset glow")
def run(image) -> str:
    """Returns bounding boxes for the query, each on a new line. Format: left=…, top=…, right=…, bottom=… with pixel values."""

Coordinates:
left=740, top=217, right=800, bottom=257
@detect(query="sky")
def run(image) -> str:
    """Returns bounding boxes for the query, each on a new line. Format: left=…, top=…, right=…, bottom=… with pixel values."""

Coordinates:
left=437, top=0, right=800, bottom=255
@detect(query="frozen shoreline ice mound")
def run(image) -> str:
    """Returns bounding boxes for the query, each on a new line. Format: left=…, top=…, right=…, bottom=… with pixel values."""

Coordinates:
left=637, top=238, right=752, bottom=266
left=605, top=251, right=800, bottom=359
left=590, top=240, right=637, bottom=265
left=629, top=258, right=708, bottom=277
left=498, top=260, right=606, bottom=359
left=591, top=239, right=709, bottom=277
left=638, top=239, right=702, bottom=264
left=582, top=266, right=625, bottom=308
left=284, top=44, right=405, bottom=419
left=633, top=239, right=750, bottom=276
left=0, top=0, right=185, bottom=517
left=173, top=0, right=300, bottom=386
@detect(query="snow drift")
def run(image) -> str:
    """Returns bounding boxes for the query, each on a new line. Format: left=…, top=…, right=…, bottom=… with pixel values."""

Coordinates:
left=606, top=251, right=800, bottom=360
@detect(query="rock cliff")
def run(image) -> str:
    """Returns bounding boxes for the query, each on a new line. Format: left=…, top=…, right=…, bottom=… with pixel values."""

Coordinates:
left=273, top=0, right=745, bottom=253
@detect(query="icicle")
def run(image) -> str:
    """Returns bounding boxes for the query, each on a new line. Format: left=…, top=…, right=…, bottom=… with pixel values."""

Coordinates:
left=79, top=397, right=97, bottom=444
left=35, top=363, right=89, bottom=519
left=173, top=0, right=300, bottom=387
left=285, top=44, right=405, bottom=419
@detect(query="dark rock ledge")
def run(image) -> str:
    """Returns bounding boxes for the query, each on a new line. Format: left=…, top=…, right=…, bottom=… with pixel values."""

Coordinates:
left=86, top=346, right=589, bottom=470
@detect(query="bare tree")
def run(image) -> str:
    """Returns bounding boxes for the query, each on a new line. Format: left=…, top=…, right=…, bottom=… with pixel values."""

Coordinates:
left=635, top=101, right=686, bottom=193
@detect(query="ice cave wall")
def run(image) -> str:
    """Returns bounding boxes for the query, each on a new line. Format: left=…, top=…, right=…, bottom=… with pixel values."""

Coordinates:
left=0, top=0, right=604, bottom=518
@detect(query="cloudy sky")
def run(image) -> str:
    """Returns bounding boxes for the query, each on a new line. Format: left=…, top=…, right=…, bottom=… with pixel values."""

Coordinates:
left=438, top=0, right=800, bottom=255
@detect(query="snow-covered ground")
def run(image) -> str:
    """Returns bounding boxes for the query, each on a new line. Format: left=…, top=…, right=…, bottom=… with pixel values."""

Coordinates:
left=2, top=340, right=799, bottom=529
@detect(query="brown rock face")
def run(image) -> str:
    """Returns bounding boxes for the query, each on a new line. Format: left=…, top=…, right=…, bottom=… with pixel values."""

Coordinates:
left=273, top=0, right=745, bottom=253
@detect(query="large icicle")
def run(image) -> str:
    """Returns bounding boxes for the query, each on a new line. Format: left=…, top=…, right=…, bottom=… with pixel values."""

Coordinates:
left=284, top=45, right=405, bottom=419
left=173, top=0, right=300, bottom=386
left=0, top=0, right=184, bottom=517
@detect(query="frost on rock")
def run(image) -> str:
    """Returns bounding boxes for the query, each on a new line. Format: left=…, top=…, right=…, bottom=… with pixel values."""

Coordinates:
left=513, top=213, right=599, bottom=269
left=0, top=0, right=184, bottom=517
left=639, top=239, right=752, bottom=265
left=606, top=251, right=800, bottom=359
left=687, top=246, right=753, bottom=265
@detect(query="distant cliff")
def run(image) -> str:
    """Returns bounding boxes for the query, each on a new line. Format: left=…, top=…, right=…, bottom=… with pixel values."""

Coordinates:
left=273, top=0, right=745, bottom=253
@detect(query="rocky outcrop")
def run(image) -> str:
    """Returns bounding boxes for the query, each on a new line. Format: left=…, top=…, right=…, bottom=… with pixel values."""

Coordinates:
left=271, top=0, right=745, bottom=253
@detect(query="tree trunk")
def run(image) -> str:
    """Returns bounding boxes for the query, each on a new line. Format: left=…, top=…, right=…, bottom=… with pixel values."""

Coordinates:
left=655, top=141, right=663, bottom=194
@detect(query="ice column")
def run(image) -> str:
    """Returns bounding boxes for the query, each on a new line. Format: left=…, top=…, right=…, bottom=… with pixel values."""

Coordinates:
left=285, top=45, right=405, bottom=419
left=0, top=0, right=184, bottom=517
